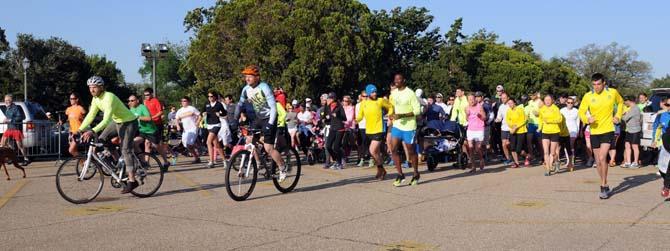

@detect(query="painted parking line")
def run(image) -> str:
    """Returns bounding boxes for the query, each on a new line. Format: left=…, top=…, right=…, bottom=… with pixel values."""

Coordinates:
left=465, top=219, right=670, bottom=225
left=173, top=172, right=213, bottom=197
left=512, top=200, right=547, bottom=209
left=65, top=205, right=128, bottom=216
left=0, top=179, right=29, bottom=209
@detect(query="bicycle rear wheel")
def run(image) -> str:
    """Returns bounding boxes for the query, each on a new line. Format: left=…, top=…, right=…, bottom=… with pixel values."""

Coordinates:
left=272, top=148, right=301, bottom=193
left=56, top=157, right=104, bottom=204
left=131, top=153, right=164, bottom=198
left=225, top=150, right=257, bottom=201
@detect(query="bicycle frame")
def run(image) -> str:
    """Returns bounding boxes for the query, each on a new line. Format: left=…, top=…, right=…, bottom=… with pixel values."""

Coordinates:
left=80, top=143, right=126, bottom=183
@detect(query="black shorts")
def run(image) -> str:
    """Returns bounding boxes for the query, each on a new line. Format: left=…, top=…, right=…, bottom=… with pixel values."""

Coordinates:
left=559, top=136, right=572, bottom=153
left=510, top=133, right=527, bottom=154
left=541, top=133, right=560, bottom=142
left=251, top=118, right=277, bottom=144
left=501, top=131, right=511, bottom=140
left=154, top=123, right=164, bottom=142
left=367, top=133, right=384, bottom=142
left=140, top=132, right=159, bottom=145
left=625, top=132, right=641, bottom=145
left=590, top=132, right=614, bottom=149
left=208, top=126, right=221, bottom=135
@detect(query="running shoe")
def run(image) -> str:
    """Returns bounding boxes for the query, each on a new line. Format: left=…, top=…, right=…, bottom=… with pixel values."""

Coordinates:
left=544, top=171, right=550, bottom=176
left=393, top=174, right=406, bottom=187
left=409, top=175, right=420, bottom=186
left=357, top=159, right=365, bottom=167
left=368, top=159, right=375, bottom=168
left=191, top=158, right=201, bottom=164
left=553, top=161, right=560, bottom=173
left=161, top=162, right=170, bottom=172
left=621, top=163, right=630, bottom=168
left=330, top=163, right=342, bottom=170
left=662, top=187, right=670, bottom=198
left=402, top=161, right=410, bottom=169
left=207, top=161, right=214, bottom=168
left=512, top=163, right=519, bottom=168
left=629, top=163, right=640, bottom=169
left=599, top=186, right=610, bottom=199
left=121, top=181, right=139, bottom=194
left=585, top=158, right=594, bottom=168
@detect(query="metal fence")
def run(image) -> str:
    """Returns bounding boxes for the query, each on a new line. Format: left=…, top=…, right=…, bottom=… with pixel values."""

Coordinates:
left=0, top=121, right=66, bottom=159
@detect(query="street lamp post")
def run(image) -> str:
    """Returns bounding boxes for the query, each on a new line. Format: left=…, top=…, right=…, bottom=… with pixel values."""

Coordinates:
left=21, top=57, right=30, bottom=102
left=141, top=43, right=168, bottom=96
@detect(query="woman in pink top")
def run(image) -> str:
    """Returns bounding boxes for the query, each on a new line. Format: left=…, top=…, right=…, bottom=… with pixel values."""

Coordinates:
left=466, top=94, right=486, bottom=172
left=341, top=96, right=356, bottom=166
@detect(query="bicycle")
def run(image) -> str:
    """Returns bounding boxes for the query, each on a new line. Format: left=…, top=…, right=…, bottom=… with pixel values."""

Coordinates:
left=56, top=134, right=164, bottom=204
left=225, top=127, right=301, bottom=201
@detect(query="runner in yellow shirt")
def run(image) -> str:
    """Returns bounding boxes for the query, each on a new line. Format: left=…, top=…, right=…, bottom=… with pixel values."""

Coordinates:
left=578, top=73, right=624, bottom=199
left=505, top=98, right=527, bottom=168
left=388, top=74, right=421, bottom=186
left=356, top=84, right=393, bottom=180
left=538, top=95, right=562, bottom=176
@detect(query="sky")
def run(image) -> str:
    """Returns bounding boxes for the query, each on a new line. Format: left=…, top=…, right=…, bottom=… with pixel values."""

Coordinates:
left=2, top=0, right=668, bottom=83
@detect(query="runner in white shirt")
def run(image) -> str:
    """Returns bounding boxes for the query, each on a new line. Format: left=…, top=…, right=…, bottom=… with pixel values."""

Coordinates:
left=495, top=92, right=511, bottom=164
left=176, top=96, right=201, bottom=163
left=560, top=97, right=580, bottom=162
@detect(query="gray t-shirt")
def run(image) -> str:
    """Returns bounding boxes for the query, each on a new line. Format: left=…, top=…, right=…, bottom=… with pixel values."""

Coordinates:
left=622, top=106, right=642, bottom=133
left=286, top=112, right=298, bottom=129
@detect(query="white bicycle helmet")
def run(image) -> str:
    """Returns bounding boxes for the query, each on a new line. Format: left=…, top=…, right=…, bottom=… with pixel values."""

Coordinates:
left=87, top=76, right=105, bottom=86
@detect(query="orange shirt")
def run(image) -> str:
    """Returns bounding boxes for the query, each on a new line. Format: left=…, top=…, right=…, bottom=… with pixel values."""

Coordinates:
left=65, top=105, right=86, bottom=133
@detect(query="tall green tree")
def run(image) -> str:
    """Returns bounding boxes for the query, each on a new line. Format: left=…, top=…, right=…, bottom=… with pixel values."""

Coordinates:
left=566, top=42, right=652, bottom=94
left=138, top=42, right=195, bottom=107
left=651, top=75, right=670, bottom=89
left=187, top=0, right=384, bottom=100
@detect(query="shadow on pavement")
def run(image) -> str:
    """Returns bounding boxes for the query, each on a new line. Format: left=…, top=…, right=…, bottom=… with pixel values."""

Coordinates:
left=610, top=173, right=660, bottom=197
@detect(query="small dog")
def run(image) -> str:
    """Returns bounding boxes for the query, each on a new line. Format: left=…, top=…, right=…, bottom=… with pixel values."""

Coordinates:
left=0, top=147, right=26, bottom=180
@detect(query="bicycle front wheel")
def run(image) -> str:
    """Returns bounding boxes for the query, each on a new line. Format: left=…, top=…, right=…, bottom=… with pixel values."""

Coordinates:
left=56, top=157, right=104, bottom=204
left=225, top=150, right=257, bottom=201
left=272, top=148, right=301, bottom=193
left=131, top=153, right=164, bottom=198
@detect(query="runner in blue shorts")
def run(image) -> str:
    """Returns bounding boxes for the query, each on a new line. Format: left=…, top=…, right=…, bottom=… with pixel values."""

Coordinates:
left=388, top=73, right=421, bottom=186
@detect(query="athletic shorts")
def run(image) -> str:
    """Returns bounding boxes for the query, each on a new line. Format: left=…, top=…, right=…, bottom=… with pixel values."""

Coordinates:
left=2, top=129, right=23, bottom=141
left=140, top=132, right=159, bottom=145
left=208, top=126, right=221, bottom=135
left=501, top=130, right=511, bottom=140
left=251, top=118, right=277, bottom=144
left=182, top=131, right=197, bottom=146
left=367, top=133, right=384, bottom=142
left=217, top=121, right=232, bottom=145
left=154, top=123, right=164, bottom=142
left=483, top=126, right=491, bottom=144
left=559, top=136, right=572, bottom=154
left=466, top=130, right=484, bottom=142
left=527, top=123, right=538, bottom=134
left=510, top=133, right=527, bottom=154
left=391, top=127, right=416, bottom=144
left=541, top=133, right=560, bottom=142
left=590, top=132, right=614, bottom=149
left=625, top=132, right=641, bottom=145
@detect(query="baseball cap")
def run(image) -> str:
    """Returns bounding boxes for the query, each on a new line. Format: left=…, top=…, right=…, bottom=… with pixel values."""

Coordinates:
left=474, top=91, right=483, bottom=97
left=327, top=92, right=337, bottom=99
left=305, top=98, right=312, bottom=103
left=436, top=93, right=444, bottom=98
left=320, top=93, right=328, bottom=100
left=365, top=84, right=378, bottom=95
left=291, top=99, right=298, bottom=105
left=496, top=85, right=504, bottom=92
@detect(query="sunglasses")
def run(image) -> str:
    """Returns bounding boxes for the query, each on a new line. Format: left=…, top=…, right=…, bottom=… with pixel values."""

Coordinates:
left=181, top=100, right=188, bottom=103
left=665, top=103, right=670, bottom=106
left=208, top=95, right=215, bottom=98
left=567, top=102, right=574, bottom=104
left=361, top=95, right=368, bottom=98
left=128, top=99, right=137, bottom=102
left=70, top=98, right=78, bottom=100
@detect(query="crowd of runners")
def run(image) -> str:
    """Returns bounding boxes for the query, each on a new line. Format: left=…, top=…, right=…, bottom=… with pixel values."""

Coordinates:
left=43, top=64, right=670, bottom=199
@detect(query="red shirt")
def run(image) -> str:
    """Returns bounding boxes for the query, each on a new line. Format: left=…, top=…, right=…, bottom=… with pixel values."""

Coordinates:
left=144, top=97, right=163, bottom=125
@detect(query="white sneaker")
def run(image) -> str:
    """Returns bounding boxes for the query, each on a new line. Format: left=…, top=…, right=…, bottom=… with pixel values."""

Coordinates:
left=278, top=171, right=287, bottom=183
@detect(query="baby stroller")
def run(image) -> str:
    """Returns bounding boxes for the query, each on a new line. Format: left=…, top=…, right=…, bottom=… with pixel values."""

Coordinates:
left=297, top=124, right=325, bottom=165
left=421, top=120, right=467, bottom=171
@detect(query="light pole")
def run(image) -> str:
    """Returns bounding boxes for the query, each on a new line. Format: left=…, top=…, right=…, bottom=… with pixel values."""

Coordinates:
left=21, top=57, right=30, bottom=102
left=141, top=43, right=168, bottom=95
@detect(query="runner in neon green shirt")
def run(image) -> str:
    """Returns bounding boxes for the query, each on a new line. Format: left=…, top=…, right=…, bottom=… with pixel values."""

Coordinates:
left=388, top=74, right=421, bottom=187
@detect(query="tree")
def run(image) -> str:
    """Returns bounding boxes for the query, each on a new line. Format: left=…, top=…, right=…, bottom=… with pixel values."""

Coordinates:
left=89, top=55, right=133, bottom=101
left=566, top=42, right=652, bottom=93
left=186, top=0, right=384, bottom=99
left=651, top=75, right=670, bottom=89
left=468, top=28, right=498, bottom=43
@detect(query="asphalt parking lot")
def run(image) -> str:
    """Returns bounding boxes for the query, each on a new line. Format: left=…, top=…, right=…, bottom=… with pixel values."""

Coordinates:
left=1, top=158, right=669, bottom=250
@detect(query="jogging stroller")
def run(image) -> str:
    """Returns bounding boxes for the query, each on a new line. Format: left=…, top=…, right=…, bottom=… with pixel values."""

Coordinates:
left=421, top=120, right=467, bottom=171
